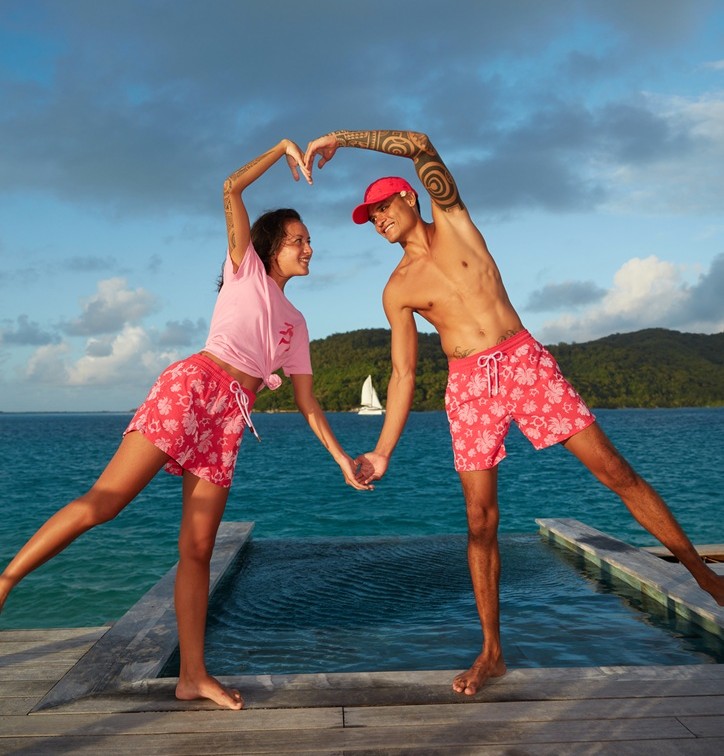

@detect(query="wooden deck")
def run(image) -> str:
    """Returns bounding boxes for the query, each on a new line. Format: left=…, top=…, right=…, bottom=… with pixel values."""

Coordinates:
left=2, top=520, right=723, bottom=754
left=2, top=626, right=723, bottom=754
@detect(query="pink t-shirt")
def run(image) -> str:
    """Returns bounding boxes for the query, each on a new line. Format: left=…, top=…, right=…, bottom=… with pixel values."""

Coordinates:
left=203, top=242, right=312, bottom=390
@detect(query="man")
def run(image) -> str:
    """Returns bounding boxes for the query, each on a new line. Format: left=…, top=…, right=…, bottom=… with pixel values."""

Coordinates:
left=304, top=130, right=724, bottom=696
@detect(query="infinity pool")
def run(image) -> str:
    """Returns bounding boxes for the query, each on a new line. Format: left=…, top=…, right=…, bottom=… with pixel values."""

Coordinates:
left=162, top=533, right=724, bottom=676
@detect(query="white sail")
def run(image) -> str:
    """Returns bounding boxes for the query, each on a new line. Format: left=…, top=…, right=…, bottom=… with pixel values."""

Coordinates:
left=358, top=374, right=384, bottom=415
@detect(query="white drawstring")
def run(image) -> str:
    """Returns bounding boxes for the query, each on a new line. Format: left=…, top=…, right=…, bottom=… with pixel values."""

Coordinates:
left=230, top=381, right=261, bottom=442
left=477, top=352, right=504, bottom=396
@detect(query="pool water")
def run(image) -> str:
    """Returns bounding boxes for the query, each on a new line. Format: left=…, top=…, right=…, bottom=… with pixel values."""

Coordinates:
left=162, top=534, right=724, bottom=677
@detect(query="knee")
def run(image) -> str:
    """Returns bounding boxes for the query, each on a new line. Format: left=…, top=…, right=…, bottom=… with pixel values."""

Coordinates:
left=466, top=499, right=500, bottom=541
left=73, top=490, right=126, bottom=528
left=178, top=533, right=216, bottom=565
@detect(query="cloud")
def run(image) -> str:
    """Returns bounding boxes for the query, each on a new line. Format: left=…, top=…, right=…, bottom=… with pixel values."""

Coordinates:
left=62, top=277, right=157, bottom=336
left=64, top=325, right=174, bottom=386
left=2, top=0, right=723, bottom=223
left=25, top=342, right=70, bottom=384
left=526, top=281, right=607, bottom=312
left=538, top=253, right=724, bottom=343
left=0, top=314, right=59, bottom=346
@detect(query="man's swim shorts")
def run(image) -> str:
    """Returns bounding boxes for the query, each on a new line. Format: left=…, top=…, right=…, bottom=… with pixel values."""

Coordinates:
left=125, top=353, right=256, bottom=488
left=444, top=330, right=595, bottom=472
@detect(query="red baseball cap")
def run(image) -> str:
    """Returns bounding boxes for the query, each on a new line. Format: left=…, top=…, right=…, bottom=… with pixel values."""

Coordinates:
left=352, top=176, right=415, bottom=224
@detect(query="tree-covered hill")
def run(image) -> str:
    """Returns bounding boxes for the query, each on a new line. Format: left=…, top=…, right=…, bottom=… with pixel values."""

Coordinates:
left=253, top=327, right=724, bottom=411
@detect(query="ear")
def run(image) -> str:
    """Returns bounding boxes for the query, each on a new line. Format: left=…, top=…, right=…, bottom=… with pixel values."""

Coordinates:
left=400, top=190, right=417, bottom=208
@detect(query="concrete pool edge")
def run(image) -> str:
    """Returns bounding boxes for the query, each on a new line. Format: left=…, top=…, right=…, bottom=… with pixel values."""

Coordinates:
left=32, top=521, right=254, bottom=711
left=536, top=517, right=724, bottom=638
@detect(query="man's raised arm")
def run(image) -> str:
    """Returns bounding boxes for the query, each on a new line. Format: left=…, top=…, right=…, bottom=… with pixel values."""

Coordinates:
left=305, top=130, right=465, bottom=213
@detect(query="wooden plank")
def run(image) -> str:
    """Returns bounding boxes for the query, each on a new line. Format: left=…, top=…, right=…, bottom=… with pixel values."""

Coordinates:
left=0, top=698, right=37, bottom=716
left=0, top=681, right=54, bottom=700
left=678, top=715, right=724, bottom=738
left=0, top=716, right=697, bottom=754
left=0, top=628, right=107, bottom=645
left=345, top=695, right=724, bottom=727
left=0, top=707, right=343, bottom=737
left=0, top=649, right=102, bottom=667
left=644, top=544, right=724, bottom=562
left=0, top=663, right=81, bottom=682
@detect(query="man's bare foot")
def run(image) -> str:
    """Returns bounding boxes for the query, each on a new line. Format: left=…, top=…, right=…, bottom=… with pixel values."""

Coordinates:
left=452, top=654, right=507, bottom=696
left=175, top=675, right=244, bottom=710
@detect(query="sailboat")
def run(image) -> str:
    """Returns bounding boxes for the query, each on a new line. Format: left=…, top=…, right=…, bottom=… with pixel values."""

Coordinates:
left=358, top=375, right=385, bottom=415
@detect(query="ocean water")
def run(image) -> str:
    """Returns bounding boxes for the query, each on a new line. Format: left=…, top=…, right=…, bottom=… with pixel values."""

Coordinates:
left=1, top=408, right=723, bottom=641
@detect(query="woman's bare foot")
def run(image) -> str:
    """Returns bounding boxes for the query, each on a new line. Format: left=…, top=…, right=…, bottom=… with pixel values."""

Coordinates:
left=452, top=654, right=507, bottom=696
left=175, top=674, right=244, bottom=710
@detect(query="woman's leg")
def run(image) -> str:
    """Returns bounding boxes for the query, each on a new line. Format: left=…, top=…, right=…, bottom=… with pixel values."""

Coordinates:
left=173, top=472, right=243, bottom=710
left=0, top=431, right=169, bottom=611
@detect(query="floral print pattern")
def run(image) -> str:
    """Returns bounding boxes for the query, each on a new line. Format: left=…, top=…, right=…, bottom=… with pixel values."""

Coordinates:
left=445, top=331, right=594, bottom=472
left=125, top=354, right=255, bottom=488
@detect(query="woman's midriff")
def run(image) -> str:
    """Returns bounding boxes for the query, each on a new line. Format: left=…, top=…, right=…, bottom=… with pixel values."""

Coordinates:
left=199, top=351, right=264, bottom=392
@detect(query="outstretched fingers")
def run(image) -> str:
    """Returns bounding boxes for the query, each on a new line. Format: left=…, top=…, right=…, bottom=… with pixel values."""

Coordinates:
left=304, top=134, right=338, bottom=174
left=284, top=141, right=313, bottom=184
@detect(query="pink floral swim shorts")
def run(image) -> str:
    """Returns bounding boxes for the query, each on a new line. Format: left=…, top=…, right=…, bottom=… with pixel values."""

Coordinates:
left=125, top=353, right=256, bottom=488
left=445, top=330, right=595, bottom=472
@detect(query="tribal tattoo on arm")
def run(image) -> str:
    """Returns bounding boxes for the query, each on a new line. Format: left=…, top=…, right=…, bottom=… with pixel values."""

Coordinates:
left=223, top=150, right=271, bottom=250
left=333, top=130, right=464, bottom=212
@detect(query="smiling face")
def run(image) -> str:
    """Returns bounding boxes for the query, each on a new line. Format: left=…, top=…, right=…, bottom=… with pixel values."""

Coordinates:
left=368, top=191, right=417, bottom=243
left=269, top=219, right=313, bottom=286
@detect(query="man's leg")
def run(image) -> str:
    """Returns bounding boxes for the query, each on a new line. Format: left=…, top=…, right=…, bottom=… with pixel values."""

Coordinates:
left=174, top=472, right=243, bottom=710
left=452, top=467, right=508, bottom=695
left=562, top=422, right=724, bottom=605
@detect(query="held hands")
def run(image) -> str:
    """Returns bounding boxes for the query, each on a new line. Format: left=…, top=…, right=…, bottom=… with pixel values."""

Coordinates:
left=353, top=452, right=389, bottom=486
left=339, top=455, right=375, bottom=491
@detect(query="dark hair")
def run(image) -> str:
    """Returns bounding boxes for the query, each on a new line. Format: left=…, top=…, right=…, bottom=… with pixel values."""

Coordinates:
left=216, top=208, right=302, bottom=291
left=252, top=208, right=302, bottom=273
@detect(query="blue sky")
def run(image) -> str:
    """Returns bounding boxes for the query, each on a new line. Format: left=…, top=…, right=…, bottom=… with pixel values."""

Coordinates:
left=1, top=0, right=723, bottom=412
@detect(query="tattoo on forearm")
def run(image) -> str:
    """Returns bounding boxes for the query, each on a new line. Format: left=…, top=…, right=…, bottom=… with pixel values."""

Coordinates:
left=334, top=130, right=463, bottom=211
left=223, top=149, right=273, bottom=250
left=226, top=150, right=270, bottom=185
left=333, top=130, right=421, bottom=158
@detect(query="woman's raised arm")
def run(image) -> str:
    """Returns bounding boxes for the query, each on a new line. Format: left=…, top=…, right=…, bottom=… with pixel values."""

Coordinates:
left=223, top=140, right=311, bottom=269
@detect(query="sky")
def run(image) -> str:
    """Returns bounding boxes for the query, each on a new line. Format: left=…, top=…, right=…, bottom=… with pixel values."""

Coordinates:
left=1, top=0, right=723, bottom=412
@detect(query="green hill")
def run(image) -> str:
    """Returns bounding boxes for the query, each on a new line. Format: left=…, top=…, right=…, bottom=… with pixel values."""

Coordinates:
left=253, top=327, right=724, bottom=411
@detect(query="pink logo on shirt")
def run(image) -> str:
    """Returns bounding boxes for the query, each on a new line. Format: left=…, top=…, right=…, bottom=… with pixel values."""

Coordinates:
left=278, top=322, right=294, bottom=351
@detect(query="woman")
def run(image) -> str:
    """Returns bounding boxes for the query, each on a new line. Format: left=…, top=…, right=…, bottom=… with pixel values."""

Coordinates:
left=0, top=139, right=370, bottom=710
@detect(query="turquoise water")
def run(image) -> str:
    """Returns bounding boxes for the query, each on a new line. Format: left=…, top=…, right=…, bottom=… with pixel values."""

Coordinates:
left=1, top=408, right=723, bottom=644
